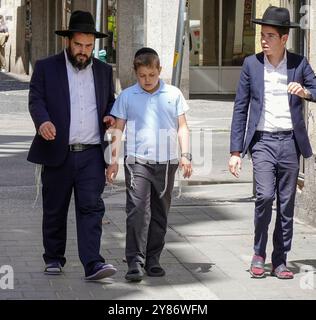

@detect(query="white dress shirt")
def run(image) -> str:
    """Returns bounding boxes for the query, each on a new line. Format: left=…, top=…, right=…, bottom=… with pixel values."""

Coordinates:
left=257, top=51, right=293, bottom=132
left=64, top=50, right=100, bottom=145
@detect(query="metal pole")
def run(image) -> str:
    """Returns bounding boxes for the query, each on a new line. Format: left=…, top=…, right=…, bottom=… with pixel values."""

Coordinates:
left=171, top=0, right=188, bottom=88
left=94, top=0, right=102, bottom=59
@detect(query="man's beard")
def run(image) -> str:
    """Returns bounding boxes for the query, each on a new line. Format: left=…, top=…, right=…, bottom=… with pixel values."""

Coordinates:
left=66, top=48, right=92, bottom=70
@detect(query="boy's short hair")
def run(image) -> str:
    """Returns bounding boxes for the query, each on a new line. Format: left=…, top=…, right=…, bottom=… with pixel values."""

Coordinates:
left=133, top=47, right=160, bottom=70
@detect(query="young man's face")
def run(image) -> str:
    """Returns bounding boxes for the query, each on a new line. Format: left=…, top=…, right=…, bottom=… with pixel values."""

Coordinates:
left=67, top=32, right=95, bottom=70
left=260, top=25, right=288, bottom=57
left=135, top=65, right=162, bottom=94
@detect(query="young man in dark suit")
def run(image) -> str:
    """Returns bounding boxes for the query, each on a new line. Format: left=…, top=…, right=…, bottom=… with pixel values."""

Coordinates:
left=28, top=11, right=117, bottom=281
left=229, top=6, right=316, bottom=279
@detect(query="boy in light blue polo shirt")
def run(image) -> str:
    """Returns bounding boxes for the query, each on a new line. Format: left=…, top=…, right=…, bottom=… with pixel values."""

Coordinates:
left=107, top=47, right=192, bottom=282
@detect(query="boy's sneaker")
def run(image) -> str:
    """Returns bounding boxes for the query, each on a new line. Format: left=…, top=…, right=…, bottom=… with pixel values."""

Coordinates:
left=125, top=262, right=144, bottom=282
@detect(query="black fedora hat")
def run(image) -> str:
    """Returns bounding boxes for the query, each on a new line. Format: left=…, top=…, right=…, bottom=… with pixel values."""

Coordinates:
left=55, top=10, right=107, bottom=38
left=252, top=6, right=300, bottom=28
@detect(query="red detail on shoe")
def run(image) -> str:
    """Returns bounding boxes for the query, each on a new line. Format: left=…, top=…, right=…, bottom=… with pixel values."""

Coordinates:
left=250, top=255, right=265, bottom=278
left=251, top=267, right=264, bottom=276
left=272, top=268, right=294, bottom=279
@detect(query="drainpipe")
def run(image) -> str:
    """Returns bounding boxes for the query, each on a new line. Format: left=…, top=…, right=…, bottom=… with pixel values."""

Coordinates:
left=172, top=0, right=188, bottom=88
left=172, top=0, right=189, bottom=194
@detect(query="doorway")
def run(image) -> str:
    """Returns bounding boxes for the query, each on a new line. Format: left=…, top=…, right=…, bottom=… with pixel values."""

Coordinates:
left=189, top=0, right=256, bottom=94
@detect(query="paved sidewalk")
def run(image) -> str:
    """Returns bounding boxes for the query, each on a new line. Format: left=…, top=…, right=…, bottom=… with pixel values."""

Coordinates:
left=1, top=72, right=316, bottom=300
left=1, top=182, right=316, bottom=300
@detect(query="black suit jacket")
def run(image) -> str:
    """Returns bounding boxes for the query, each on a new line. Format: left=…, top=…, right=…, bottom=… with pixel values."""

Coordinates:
left=27, top=52, right=115, bottom=166
left=230, top=51, right=316, bottom=158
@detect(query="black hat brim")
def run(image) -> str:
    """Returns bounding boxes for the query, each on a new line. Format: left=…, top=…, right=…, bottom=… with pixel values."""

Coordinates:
left=252, top=19, right=300, bottom=28
left=55, top=30, right=108, bottom=38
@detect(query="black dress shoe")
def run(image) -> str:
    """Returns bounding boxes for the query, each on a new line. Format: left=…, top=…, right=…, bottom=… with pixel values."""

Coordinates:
left=125, top=262, right=144, bottom=282
left=145, top=264, right=166, bottom=277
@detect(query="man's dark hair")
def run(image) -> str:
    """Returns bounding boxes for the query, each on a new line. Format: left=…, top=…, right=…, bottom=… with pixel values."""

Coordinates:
left=133, top=47, right=160, bottom=71
left=275, top=27, right=290, bottom=37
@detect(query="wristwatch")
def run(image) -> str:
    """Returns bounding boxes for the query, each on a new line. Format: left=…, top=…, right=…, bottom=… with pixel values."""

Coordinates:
left=304, top=88, right=312, bottom=100
left=181, top=152, right=192, bottom=161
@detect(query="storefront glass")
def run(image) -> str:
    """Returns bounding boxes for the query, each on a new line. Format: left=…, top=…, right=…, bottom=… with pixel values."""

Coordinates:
left=189, top=0, right=256, bottom=67
left=190, top=0, right=219, bottom=66
left=222, top=0, right=255, bottom=66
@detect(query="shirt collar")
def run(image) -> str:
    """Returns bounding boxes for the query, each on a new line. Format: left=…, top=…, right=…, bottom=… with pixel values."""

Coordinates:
left=64, top=49, right=93, bottom=72
left=264, top=50, right=287, bottom=70
left=133, top=79, right=168, bottom=95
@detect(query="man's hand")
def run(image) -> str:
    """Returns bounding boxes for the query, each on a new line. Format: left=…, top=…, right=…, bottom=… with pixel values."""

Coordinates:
left=106, top=163, right=119, bottom=184
left=103, top=116, right=116, bottom=130
left=179, top=157, right=193, bottom=179
left=229, top=152, right=242, bottom=178
left=38, top=121, right=56, bottom=141
left=288, top=82, right=311, bottom=99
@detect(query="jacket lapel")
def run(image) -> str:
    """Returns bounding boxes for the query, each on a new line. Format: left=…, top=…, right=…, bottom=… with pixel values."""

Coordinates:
left=256, top=53, right=265, bottom=108
left=287, top=51, right=296, bottom=105
left=92, top=60, right=102, bottom=119
left=56, top=52, right=71, bottom=119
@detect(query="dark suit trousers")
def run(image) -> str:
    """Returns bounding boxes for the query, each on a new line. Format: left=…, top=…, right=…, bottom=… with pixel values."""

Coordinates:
left=41, top=146, right=106, bottom=274
left=124, top=159, right=178, bottom=267
left=250, top=131, right=300, bottom=268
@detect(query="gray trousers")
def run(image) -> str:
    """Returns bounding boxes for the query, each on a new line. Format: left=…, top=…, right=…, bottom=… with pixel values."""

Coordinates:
left=250, top=131, right=300, bottom=268
left=124, top=157, right=178, bottom=267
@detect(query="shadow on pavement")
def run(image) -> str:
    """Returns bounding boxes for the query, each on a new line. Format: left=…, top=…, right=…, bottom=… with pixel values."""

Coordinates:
left=265, top=259, right=316, bottom=274
left=0, top=135, right=34, bottom=187
left=0, top=72, right=30, bottom=92
left=190, top=94, right=235, bottom=102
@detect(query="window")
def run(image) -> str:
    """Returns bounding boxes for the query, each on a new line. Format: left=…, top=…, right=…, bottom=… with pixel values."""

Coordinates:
left=222, top=0, right=256, bottom=66
left=189, top=0, right=256, bottom=67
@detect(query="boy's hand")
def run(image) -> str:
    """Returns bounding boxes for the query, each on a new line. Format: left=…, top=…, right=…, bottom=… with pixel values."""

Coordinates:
left=106, top=163, right=119, bottom=184
left=288, top=82, right=311, bottom=99
left=38, top=121, right=56, bottom=141
left=179, top=157, right=192, bottom=179
left=103, top=116, right=116, bottom=130
left=229, top=153, right=242, bottom=178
